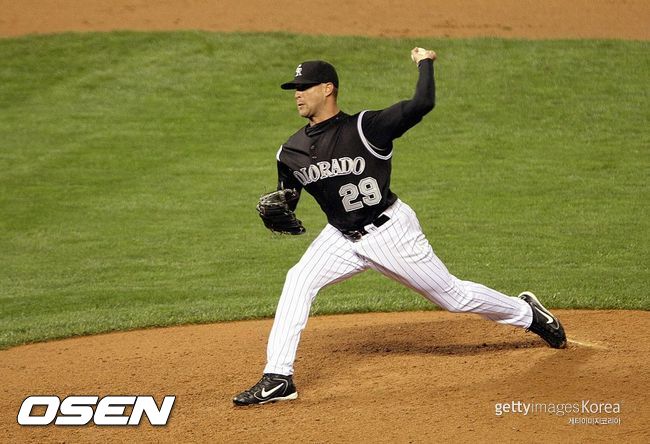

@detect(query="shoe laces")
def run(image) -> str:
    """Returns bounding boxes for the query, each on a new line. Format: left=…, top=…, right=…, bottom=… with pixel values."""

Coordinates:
left=244, top=376, right=270, bottom=394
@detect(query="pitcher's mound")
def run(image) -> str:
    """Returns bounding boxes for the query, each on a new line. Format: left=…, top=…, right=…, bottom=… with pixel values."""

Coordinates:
left=1, top=310, right=648, bottom=442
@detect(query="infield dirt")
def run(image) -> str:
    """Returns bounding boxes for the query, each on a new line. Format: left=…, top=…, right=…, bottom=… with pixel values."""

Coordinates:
left=1, top=0, right=649, bottom=40
left=2, top=311, right=649, bottom=442
left=1, top=1, right=649, bottom=443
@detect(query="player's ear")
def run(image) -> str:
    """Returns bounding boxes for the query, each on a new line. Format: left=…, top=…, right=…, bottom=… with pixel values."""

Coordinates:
left=323, top=82, right=336, bottom=98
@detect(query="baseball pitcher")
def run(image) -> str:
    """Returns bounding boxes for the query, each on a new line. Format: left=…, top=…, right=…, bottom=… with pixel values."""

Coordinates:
left=235, top=48, right=566, bottom=406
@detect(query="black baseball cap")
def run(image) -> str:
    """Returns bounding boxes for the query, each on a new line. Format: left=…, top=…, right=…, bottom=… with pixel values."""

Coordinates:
left=280, top=60, right=339, bottom=90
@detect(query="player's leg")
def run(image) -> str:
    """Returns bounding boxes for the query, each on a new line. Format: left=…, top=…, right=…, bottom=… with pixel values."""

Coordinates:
left=264, top=224, right=367, bottom=376
left=234, top=224, right=367, bottom=405
left=356, top=200, right=532, bottom=327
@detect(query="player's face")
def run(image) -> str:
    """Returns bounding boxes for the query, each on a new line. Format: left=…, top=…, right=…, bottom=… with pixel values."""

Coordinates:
left=294, top=83, right=328, bottom=121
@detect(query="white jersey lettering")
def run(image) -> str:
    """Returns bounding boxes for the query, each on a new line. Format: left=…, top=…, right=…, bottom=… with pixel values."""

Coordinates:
left=292, top=156, right=366, bottom=186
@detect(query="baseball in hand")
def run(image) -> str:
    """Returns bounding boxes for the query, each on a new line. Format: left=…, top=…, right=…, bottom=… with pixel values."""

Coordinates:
left=411, top=47, right=436, bottom=63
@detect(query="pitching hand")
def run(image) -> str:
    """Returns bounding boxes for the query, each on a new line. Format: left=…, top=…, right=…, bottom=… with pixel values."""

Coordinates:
left=411, top=47, right=437, bottom=64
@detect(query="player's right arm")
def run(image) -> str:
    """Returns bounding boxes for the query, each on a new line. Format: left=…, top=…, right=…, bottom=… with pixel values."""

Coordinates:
left=361, top=48, right=436, bottom=150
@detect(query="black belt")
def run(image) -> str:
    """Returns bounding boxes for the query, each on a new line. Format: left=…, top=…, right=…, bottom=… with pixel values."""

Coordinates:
left=341, top=214, right=390, bottom=241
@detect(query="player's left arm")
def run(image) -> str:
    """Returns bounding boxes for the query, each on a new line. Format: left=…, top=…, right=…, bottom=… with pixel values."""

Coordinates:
left=361, top=48, right=436, bottom=150
left=277, top=160, right=302, bottom=211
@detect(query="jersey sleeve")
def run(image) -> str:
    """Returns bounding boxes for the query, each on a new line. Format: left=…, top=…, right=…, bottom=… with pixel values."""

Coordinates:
left=276, top=150, right=303, bottom=211
left=360, top=59, right=435, bottom=151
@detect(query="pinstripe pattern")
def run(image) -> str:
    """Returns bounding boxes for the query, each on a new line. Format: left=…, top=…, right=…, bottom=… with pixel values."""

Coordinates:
left=264, top=225, right=367, bottom=375
left=264, top=200, right=533, bottom=376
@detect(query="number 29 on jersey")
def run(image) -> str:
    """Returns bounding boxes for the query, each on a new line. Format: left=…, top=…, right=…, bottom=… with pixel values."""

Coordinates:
left=339, top=177, right=381, bottom=212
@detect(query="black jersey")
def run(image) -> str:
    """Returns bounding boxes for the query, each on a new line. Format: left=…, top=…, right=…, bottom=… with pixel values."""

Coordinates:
left=276, top=60, right=435, bottom=232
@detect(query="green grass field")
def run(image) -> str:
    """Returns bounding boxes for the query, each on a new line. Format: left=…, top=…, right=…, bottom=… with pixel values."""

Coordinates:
left=0, top=32, right=648, bottom=349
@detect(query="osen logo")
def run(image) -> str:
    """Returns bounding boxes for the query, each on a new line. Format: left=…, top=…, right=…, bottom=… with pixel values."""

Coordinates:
left=17, top=395, right=176, bottom=426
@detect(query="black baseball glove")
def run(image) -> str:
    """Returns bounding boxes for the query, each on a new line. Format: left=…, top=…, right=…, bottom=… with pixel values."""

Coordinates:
left=256, top=189, right=306, bottom=235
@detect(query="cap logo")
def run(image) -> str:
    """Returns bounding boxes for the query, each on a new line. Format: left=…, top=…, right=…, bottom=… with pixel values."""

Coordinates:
left=295, top=64, right=303, bottom=77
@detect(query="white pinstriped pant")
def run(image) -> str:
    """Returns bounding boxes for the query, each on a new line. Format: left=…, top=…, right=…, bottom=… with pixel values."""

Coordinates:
left=264, top=199, right=533, bottom=376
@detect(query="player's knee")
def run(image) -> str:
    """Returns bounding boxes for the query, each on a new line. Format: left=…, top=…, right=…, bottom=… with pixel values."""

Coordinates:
left=439, top=283, right=478, bottom=313
left=285, top=264, right=311, bottom=286
left=447, top=294, right=483, bottom=313
left=285, top=265, right=301, bottom=284
left=446, top=302, right=473, bottom=313
left=285, top=264, right=321, bottom=292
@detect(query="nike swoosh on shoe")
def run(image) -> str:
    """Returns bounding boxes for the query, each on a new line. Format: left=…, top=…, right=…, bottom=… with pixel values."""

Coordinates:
left=259, top=383, right=284, bottom=399
left=534, top=306, right=558, bottom=327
